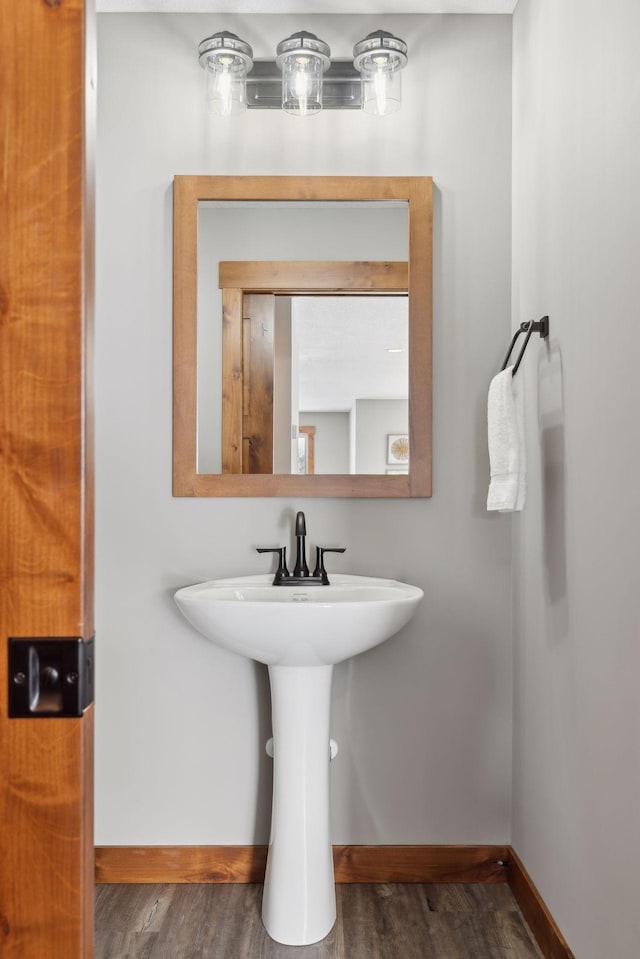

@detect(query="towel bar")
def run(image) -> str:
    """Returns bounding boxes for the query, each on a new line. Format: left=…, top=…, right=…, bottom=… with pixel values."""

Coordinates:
left=501, top=316, right=549, bottom=376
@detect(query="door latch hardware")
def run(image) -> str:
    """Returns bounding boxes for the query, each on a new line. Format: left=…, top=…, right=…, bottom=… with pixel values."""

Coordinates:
left=8, top=637, right=95, bottom=718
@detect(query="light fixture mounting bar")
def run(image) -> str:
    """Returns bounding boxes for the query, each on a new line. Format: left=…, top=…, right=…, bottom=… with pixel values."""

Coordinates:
left=247, top=60, right=361, bottom=110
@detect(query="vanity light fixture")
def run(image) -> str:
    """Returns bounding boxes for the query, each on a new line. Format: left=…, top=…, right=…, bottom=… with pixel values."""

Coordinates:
left=197, top=28, right=408, bottom=116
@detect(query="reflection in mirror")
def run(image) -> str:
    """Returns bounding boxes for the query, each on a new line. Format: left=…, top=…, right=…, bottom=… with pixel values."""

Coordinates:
left=242, top=294, right=408, bottom=476
left=296, top=296, right=408, bottom=475
left=173, top=176, right=432, bottom=497
left=217, top=261, right=409, bottom=477
left=197, top=200, right=408, bottom=475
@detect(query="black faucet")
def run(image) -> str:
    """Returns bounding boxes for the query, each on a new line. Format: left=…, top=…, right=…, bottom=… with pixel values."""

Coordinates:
left=293, top=511, right=310, bottom=578
left=257, top=511, right=345, bottom=586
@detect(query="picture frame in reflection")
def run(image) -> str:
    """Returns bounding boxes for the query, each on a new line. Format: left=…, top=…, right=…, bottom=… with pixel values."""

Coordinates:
left=387, top=433, right=410, bottom=465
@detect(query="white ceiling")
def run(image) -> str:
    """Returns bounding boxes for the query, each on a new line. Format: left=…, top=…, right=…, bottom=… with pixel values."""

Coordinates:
left=295, top=296, right=408, bottom=412
left=97, top=1, right=517, bottom=13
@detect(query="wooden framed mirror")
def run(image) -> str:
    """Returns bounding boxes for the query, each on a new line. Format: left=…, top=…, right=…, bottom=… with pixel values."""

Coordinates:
left=173, top=175, right=432, bottom=497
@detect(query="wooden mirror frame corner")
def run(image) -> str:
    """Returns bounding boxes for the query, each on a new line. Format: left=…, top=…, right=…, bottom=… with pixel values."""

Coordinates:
left=173, top=175, right=432, bottom=498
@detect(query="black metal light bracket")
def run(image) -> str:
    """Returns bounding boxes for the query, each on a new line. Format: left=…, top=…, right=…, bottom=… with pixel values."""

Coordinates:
left=247, top=60, right=361, bottom=110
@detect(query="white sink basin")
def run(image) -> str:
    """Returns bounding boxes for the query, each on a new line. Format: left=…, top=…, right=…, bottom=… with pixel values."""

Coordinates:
left=174, top=573, right=423, bottom=667
left=174, top=571, right=423, bottom=946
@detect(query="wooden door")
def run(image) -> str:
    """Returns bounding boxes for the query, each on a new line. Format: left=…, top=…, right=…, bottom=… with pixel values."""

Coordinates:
left=0, top=2, right=95, bottom=958
left=242, top=294, right=275, bottom=473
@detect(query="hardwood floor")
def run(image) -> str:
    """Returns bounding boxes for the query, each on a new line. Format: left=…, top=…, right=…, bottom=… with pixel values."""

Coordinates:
left=95, top=883, right=544, bottom=958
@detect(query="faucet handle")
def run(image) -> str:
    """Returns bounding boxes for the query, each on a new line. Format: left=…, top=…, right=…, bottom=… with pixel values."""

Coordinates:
left=313, top=547, right=346, bottom=585
left=256, top=547, right=289, bottom=584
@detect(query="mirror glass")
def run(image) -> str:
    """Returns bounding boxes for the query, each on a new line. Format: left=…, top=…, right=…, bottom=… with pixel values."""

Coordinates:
left=291, top=295, right=408, bottom=475
left=196, top=200, right=408, bottom=475
left=173, top=176, right=432, bottom=498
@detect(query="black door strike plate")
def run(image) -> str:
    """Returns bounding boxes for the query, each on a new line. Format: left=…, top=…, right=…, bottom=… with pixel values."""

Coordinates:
left=9, top=637, right=95, bottom=718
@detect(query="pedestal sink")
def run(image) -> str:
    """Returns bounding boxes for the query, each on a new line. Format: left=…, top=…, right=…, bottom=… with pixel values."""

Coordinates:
left=174, top=573, right=423, bottom=945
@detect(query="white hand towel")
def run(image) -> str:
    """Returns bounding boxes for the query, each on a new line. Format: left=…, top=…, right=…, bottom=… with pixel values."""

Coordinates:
left=487, top=366, right=526, bottom=511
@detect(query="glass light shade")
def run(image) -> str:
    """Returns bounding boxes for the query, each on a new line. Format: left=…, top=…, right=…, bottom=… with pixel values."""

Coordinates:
left=280, top=54, right=325, bottom=115
left=204, top=56, right=249, bottom=116
left=198, top=32, right=253, bottom=117
left=359, top=56, right=403, bottom=116
left=276, top=32, right=331, bottom=117
left=353, top=30, right=408, bottom=117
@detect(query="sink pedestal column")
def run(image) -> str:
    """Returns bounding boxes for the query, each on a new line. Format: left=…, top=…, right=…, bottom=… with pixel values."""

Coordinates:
left=262, top=664, right=335, bottom=946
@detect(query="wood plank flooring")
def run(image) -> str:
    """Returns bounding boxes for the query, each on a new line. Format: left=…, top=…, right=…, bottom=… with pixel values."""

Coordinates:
left=96, top=883, right=544, bottom=959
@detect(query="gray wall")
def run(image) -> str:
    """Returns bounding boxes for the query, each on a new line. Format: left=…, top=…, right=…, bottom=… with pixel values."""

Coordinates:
left=96, top=14, right=512, bottom=845
left=355, top=399, right=409, bottom=474
left=512, top=1, right=640, bottom=956
left=299, top=412, right=350, bottom=475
